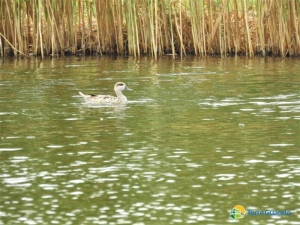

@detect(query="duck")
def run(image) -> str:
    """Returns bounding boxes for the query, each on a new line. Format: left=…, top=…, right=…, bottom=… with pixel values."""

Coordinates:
left=79, top=82, right=132, bottom=104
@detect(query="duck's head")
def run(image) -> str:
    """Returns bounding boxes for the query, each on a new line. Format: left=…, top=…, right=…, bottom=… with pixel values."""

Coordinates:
left=114, top=82, right=132, bottom=92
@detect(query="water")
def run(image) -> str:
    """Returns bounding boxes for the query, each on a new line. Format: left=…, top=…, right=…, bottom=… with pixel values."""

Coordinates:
left=0, top=57, right=299, bottom=225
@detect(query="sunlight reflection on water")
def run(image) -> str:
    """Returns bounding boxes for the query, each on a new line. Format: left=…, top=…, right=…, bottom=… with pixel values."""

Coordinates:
left=0, top=57, right=299, bottom=224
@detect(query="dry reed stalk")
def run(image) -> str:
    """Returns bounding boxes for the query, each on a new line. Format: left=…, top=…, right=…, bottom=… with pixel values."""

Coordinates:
left=85, top=0, right=93, bottom=53
left=242, top=0, right=253, bottom=56
left=275, top=2, right=284, bottom=55
left=66, top=0, right=76, bottom=55
left=290, top=0, right=300, bottom=55
left=213, top=8, right=222, bottom=55
left=220, top=0, right=226, bottom=56
left=44, top=0, right=59, bottom=55
left=232, top=0, right=241, bottom=55
left=148, top=0, right=158, bottom=59
left=95, top=0, right=117, bottom=54
left=95, top=0, right=105, bottom=55
left=268, top=0, right=281, bottom=55
left=254, top=0, right=266, bottom=56
left=207, top=0, right=214, bottom=54
left=115, top=0, right=125, bottom=54
left=189, top=0, right=201, bottom=55
left=0, top=35, right=2, bottom=57
left=124, top=0, right=140, bottom=57
left=167, top=1, right=176, bottom=58
left=153, top=0, right=158, bottom=58
left=79, top=0, right=84, bottom=54
left=2, top=0, right=14, bottom=55
left=224, top=0, right=236, bottom=55
left=205, top=0, right=223, bottom=55
left=172, top=0, right=186, bottom=58
left=37, top=0, right=44, bottom=57
left=200, top=0, right=207, bottom=56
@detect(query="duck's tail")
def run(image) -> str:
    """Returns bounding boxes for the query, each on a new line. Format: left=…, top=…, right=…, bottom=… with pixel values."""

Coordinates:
left=79, top=92, right=86, bottom=98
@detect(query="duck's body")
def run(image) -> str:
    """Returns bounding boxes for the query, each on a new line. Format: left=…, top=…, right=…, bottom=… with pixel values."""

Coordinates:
left=79, top=82, right=132, bottom=104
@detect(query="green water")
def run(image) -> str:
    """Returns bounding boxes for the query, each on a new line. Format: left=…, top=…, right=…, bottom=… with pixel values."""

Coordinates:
left=0, top=57, right=299, bottom=225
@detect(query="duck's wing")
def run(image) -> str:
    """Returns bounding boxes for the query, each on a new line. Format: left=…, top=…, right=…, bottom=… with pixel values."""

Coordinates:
left=79, top=92, right=118, bottom=104
left=79, top=92, right=106, bottom=99
left=95, top=95, right=119, bottom=103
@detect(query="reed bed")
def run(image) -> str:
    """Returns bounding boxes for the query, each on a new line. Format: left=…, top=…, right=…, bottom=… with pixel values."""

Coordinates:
left=0, top=0, right=299, bottom=58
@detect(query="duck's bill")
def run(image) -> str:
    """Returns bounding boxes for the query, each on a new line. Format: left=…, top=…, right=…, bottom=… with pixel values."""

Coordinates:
left=125, top=86, right=132, bottom=91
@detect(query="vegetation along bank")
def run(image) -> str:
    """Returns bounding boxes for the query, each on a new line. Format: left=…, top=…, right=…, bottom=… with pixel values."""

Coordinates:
left=0, top=0, right=299, bottom=59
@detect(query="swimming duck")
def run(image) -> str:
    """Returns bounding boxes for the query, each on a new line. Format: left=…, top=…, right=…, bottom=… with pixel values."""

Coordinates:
left=79, top=82, right=132, bottom=104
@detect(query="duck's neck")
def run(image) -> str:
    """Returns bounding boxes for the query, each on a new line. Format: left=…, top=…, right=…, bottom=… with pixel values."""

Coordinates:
left=115, top=91, right=127, bottom=101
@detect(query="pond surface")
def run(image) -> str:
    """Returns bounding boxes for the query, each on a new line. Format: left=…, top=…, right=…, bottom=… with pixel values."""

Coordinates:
left=0, top=56, right=299, bottom=225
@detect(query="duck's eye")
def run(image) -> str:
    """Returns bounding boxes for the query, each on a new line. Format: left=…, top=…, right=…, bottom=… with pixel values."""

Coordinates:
left=117, top=83, right=124, bottom=86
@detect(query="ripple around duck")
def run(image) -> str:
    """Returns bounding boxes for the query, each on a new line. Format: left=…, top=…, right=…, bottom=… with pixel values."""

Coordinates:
left=128, top=98, right=155, bottom=104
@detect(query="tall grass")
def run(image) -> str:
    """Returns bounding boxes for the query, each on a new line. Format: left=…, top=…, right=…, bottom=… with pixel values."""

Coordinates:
left=0, top=0, right=299, bottom=58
